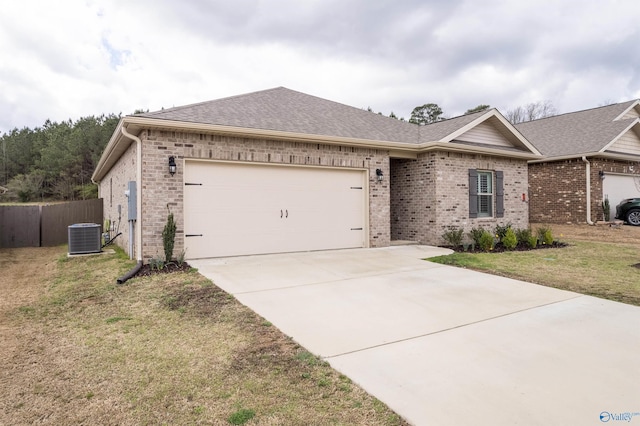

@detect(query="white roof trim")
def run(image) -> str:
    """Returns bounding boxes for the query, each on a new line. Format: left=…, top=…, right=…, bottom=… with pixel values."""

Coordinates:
left=599, top=118, right=640, bottom=153
left=529, top=151, right=640, bottom=164
left=613, top=100, right=640, bottom=121
left=439, top=109, right=542, bottom=156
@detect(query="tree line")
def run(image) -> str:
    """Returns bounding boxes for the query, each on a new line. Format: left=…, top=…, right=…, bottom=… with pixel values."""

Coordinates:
left=0, top=114, right=120, bottom=202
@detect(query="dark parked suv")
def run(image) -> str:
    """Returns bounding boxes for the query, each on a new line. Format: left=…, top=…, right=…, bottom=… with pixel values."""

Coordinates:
left=615, top=198, right=640, bottom=226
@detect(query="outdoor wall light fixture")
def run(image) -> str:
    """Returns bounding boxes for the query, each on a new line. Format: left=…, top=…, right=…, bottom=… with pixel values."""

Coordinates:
left=168, top=156, right=177, bottom=176
left=599, top=170, right=605, bottom=180
left=376, top=168, right=384, bottom=182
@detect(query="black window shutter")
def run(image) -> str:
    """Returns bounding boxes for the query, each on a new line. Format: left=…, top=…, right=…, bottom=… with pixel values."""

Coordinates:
left=496, top=170, right=504, bottom=218
left=469, top=169, right=478, bottom=218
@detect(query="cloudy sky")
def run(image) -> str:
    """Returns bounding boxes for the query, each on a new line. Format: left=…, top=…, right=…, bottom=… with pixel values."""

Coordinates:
left=1, top=0, right=639, bottom=132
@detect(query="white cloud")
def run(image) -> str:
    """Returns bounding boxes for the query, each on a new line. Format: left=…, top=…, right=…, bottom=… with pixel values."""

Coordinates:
left=1, top=0, right=639, bottom=132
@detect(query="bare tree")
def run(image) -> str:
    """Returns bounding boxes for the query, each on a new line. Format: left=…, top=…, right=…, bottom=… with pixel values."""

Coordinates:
left=505, top=100, right=557, bottom=124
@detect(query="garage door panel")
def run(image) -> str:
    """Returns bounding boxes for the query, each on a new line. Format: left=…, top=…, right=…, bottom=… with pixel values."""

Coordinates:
left=184, top=161, right=367, bottom=258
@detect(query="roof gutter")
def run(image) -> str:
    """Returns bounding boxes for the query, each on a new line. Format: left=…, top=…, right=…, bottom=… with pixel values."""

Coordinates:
left=120, top=125, right=143, bottom=261
left=529, top=151, right=640, bottom=164
left=582, top=156, right=595, bottom=225
left=91, top=119, right=125, bottom=183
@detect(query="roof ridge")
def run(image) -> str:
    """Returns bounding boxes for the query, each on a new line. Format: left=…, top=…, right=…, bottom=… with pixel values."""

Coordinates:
left=518, top=100, right=637, bottom=124
left=136, top=87, right=288, bottom=117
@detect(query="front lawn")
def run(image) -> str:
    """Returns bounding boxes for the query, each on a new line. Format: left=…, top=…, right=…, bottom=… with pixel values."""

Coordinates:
left=0, top=246, right=407, bottom=425
left=430, top=225, right=640, bottom=306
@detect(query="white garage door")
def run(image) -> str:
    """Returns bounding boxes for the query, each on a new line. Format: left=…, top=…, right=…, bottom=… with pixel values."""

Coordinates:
left=603, top=173, right=640, bottom=219
left=184, top=161, right=367, bottom=258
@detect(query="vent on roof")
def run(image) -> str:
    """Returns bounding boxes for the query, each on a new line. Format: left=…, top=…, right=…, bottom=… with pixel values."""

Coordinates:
left=68, top=223, right=101, bottom=255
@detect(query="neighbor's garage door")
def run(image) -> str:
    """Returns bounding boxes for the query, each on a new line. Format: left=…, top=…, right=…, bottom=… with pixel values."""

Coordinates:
left=184, top=161, right=367, bottom=258
left=603, top=173, right=640, bottom=219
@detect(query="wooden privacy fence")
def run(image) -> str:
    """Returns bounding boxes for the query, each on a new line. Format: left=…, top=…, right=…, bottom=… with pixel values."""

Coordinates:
left=0, top=198, right=103, bottom=248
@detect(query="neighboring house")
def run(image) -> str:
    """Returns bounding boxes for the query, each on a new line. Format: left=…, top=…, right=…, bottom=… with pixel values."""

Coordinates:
left=91, top=87, right=540, bottom=261
left=517, top=100, right=640, bottom=223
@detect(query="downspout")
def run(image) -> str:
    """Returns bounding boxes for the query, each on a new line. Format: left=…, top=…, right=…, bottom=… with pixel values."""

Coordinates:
left=120, top=125, right=144, bottom=262
left=582, top=156, right=595, bottom=225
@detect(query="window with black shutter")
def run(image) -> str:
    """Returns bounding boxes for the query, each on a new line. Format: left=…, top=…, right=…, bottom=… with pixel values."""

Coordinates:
left=469, top=169, right=504, bottom=218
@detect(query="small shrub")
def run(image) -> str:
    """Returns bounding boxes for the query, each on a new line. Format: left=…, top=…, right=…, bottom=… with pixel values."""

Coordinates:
left=176, top=249, right=186, bottom=267
left=478, top=230, right=495, bottom=252
left=494, top=223, right=512, bottom=240
left=502, top=228, right=518, bottom=250
left=162, top=207, right=177, bottom=264
left=468, top=227, right=486, bottom=246
left=515, top=228, right=533, bottom=245
left=149, top=257, right=165, bottom=270
left=442, top=228, right=464, bottom=247
left=602, top=196, right=610, bottom=221
left=527, top=235, right=538, bottom=249
left=537, top=227, right=554, bottom=245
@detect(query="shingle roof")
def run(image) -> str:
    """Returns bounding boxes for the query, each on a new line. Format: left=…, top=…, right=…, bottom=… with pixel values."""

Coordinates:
left=418, top=110, right=487, bottom=142
left=515, top=101, right=638, bottom=157
left=137, top=87, right=421, bottom=144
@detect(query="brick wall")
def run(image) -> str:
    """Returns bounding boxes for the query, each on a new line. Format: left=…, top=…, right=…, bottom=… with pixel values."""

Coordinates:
left=138, top=130, right=390, bottom=261
left=391, top=151, right=529, bottom=245
left=529, top=157, right=640, bottom=223
left=98, top=141, right=137, bottom=256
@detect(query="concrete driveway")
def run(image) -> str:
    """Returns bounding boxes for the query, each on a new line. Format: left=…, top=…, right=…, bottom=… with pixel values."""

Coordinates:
left=190, top=246, right=640, bottom=425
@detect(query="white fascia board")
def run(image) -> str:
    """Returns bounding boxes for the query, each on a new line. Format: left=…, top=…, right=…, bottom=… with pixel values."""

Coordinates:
left=613, top=100, right=640, bottom=121
left=439, top=109, right=542, bottom=156
left=599, top=118, right=640, bottom=152
left=91, top=118, right=126, bottom=183
left=528, top=151, right=640, bottom=164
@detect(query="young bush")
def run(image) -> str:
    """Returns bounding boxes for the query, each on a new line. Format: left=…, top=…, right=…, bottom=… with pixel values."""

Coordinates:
left=442, top=228, right=464, bottom=247
left=468, top=227, right=486, bottom=246
left=502, top=227, right=518, bottom=250
left=478, top=230, right=495, bottom=252
left=527, top=235, right=538, bottom=249
left=162, top=209, right=177, bottom=264
left=494, top=223, right=512, bottom=240
left=602, top=196, right=610, bottom=221
left=515, top=228, right=532, bottom=245
left=536, top=227, right=554, bottom=246
left=149, top=257, right=165, bottom=270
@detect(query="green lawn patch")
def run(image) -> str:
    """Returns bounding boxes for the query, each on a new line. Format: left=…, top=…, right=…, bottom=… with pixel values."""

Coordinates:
left=429, top=240, right=640, bottom=306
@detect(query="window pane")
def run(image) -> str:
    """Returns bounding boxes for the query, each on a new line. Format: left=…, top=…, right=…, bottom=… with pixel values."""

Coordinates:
left=478, top=172, right=492, bottom=195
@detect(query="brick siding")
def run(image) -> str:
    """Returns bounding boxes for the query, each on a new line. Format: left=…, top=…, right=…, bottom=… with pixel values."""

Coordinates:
left=99, top=130, right=535, bottom=260
left=391, top=151, right=529, bottom=245
left=529, top=157, right=640, bottom=223
left=136, top=130, right=390, bottom=261
left=99, top=141, right=137, bottom=256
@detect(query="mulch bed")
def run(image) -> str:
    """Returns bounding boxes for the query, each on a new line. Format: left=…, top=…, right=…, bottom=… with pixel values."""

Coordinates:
left=134, top=261, right=192, bottom=277
left=443, top=241, right=569, bottom=253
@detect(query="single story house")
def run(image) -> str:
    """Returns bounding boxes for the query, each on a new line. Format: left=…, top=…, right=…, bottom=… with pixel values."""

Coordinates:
left=517, top=100, right=640, bottom=223
left=91, top=87, right=541, bottom=261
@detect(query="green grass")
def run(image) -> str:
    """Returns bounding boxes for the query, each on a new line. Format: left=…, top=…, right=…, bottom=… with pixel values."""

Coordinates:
left=1, top=246, right=407, bottom=426
left=429, top=240, right=640, bottom=306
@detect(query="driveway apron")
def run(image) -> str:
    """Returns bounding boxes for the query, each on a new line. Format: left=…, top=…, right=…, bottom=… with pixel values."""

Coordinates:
left=190, top=246, right=640, bottom=426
